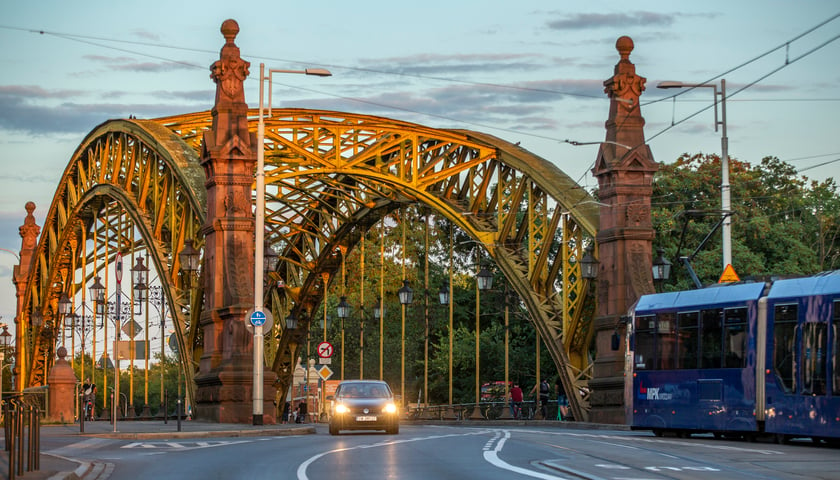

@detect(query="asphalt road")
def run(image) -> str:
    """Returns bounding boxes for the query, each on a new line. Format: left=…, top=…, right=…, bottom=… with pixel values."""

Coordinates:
left=40, top=425, right=840, bottom=480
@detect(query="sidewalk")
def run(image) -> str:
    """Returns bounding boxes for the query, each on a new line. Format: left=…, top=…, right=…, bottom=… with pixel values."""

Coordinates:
left=1, top=419, right=316, bottom=480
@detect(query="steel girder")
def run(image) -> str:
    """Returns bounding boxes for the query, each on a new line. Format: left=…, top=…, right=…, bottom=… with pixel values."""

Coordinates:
left=157, top=109, right=599, bottom=421
left=20, top=119, right=205, bottom=411
left=24, top=109, right=599, bottom=421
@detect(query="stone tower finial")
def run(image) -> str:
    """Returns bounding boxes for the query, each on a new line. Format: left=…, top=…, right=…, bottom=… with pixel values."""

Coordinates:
left=221, top=19, right=239, bottom=44
left=616, top=36, right=634, bottom=61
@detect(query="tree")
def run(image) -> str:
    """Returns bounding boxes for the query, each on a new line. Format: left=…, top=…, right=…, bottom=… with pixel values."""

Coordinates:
left=652, top=153, right=840, bottom=289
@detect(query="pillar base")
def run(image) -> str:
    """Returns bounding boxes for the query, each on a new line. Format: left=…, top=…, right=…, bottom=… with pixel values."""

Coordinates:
left=194, top=357, right=277, bottom=424
left=498, top=402, right=514, bottom=420
left=588, top=375, right=627, bottom=425
left=469, top=404, right=484, bottom=420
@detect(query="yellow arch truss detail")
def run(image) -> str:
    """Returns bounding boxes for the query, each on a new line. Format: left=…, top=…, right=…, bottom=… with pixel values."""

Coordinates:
left=24, top=109, right=600, bottom=420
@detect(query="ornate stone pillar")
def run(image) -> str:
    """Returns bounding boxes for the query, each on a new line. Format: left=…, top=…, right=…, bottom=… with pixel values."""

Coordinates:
left=589, top=37, right=658, bottom=424
left=194, top=19, right=276, bottom=423
left=47, top=347, right=77, bottom=423
left=13, top=202, right=40, bottom=391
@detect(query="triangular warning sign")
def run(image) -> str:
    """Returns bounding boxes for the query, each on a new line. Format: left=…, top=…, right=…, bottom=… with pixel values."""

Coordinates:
left=718, top=264, right=740, bottom=283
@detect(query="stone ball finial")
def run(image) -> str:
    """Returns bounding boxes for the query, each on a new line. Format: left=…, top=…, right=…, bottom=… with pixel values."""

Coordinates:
left=221, top=19, right=240, bottom=44
left=616, top=36, right=634, bottom=60
left=57, top=346, right=67, bottom=360
left=25, top=201, right=35, bottom=215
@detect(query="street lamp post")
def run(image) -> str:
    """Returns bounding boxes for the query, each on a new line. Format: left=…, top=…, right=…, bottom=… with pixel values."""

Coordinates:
left=658, top=79, right=730, bottom=271
left=397, top=280, right=413, bottom=408
left=438, top=280, right=451, bottom=409
left=0, top=323, right=11, bottom=396
left=148, top=286, right=167, bottom=414
left=255, top=63, right=331, bottom=425
left=471, top=263, right=493, bottom=419
left=336, top=296, right=350, bottom=381
left=131, top=256, right=149, bottom=415
left=373, top=298, right=383, bottom=381
left=652, top=248, right=673, bottom=292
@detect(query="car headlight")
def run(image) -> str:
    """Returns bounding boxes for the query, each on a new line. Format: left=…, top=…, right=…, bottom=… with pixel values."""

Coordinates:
left=335, top=404, right=350, bottom=414
left=383, top=403, right=397, bottom=414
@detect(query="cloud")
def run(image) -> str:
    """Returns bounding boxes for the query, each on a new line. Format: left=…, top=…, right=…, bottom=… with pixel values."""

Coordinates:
left=547, top=11, right=677, bottom=30
left=355, top=52, right=551, bottom=77
left=79, top=55, right=200, bottom=73
left=130, top=29, right=160, bottom=42
left=0, top=85, right=85, bottom=98
left=0, top=85, right=212, bottom=135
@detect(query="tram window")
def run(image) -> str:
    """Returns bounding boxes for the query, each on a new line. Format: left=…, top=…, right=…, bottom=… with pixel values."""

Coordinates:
left=701, top=309, right=723, bottom=368
left=802, top=323, right=827, bottom=396
left=724, top=308, right=747, bottom=368
left=658, top=313, right=676, bottom=369
left=677, top=312, right=700, bottom=369
left=834, top=303, right=840, bottom=395
left=634, top=315, right=655, bottom=370
left=773, top=304, right=797, bottom=394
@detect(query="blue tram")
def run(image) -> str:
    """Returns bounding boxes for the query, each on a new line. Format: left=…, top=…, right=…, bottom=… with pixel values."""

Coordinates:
left=627, top=272, right=840, bottom=442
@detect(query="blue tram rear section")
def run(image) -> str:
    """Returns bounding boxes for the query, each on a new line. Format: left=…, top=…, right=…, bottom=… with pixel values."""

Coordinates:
left=630, top=283, right=766, bottom=435
left=763, top=274, right=840, bottom=441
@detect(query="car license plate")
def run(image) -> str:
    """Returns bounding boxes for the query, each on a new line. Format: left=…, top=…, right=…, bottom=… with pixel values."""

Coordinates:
left=356, top=415, right=377, bottom=421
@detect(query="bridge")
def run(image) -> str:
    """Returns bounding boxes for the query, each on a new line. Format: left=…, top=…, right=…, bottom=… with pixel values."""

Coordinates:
left=8, top=21, right=656, bottom=425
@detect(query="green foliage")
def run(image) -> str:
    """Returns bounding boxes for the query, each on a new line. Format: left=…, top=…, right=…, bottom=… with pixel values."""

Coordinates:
left=72, top=351, right=185, bottom=418
left=652, top=153, right=840, bottom=289
left=307, top=205, right=557, bottom=406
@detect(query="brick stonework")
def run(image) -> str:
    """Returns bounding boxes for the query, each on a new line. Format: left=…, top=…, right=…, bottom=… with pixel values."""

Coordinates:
left=590, top=36, right=658, bottom=424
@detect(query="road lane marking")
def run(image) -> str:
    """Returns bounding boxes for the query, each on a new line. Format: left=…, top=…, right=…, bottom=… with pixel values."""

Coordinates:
left=121, top=439, right=252, bottom=450
left=297, top=430, right=492, bottom=480
left=483, top=430, right=568, bottom=479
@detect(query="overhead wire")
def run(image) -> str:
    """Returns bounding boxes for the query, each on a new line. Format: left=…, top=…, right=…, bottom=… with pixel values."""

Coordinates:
left=2, top=16, right=839, bottom=177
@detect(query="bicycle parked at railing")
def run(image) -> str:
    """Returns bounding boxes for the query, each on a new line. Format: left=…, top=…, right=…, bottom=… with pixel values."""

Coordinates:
left=511, top=400, right=536, bottom=420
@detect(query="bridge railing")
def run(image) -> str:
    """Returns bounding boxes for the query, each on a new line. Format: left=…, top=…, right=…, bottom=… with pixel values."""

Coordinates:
left=404, top=399, right=570, bottom=421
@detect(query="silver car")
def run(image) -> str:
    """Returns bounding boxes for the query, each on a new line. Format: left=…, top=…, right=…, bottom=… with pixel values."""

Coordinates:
left=328, top=380, right=399, bottom=435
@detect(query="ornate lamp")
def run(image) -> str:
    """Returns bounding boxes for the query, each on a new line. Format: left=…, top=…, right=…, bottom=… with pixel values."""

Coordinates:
left=398, top=280, right=413, bottom=305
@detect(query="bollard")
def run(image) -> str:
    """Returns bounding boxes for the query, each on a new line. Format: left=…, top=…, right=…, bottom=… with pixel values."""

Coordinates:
left=4, top=401, right=10, bottom=452
left=8, top=403, right=15, bottom=480
left=176, top=398, right=182, bottom=432
left=33, top=406, right=40, bottom=471
left=16, top=403, right=24, bottom=477
left=27, top=405, right=34, bottom=472
left=80, top=393, right=85, bottom=434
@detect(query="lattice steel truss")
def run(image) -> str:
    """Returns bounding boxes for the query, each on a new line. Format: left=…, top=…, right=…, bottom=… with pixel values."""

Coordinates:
left=21, top=109, right=599, bottom=420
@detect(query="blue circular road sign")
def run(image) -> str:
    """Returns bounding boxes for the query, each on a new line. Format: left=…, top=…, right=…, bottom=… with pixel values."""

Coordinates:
left=250, top=310, right=267, bottom=327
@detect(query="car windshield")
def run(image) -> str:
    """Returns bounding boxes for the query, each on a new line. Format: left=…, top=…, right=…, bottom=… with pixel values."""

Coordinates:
left=338, top=382, right=390, bottom=398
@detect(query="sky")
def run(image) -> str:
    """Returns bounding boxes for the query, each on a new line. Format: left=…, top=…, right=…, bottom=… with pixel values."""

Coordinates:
left=0, top=1, right=838, bottom=354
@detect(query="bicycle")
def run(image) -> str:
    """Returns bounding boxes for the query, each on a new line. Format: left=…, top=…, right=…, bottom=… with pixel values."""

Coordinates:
left=511, top=402, right=523, bottom=419
left=83, top=397, right=95, bottom=421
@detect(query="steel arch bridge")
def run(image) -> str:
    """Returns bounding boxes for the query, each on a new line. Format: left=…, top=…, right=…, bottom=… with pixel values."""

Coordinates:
left=19, top=108, right=600, bottom=420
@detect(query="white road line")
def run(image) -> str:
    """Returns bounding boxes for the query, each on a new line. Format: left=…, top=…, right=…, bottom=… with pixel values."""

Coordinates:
left=482, top=430, right=568, bottom=480
left=297, top=431, right=491, bottom=480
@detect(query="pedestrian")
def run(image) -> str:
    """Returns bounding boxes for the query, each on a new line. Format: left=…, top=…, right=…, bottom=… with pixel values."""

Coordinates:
left=82, top=377, right=96, bottom=421
left=509, top=382, right=524, bottom=418
left=555, top=376, right=569, bottom=420
left=282, top=401, right=291, bottom=424
left=296, top=401, right=308, bottom=423
left=530, top=378, right=550, bottom=419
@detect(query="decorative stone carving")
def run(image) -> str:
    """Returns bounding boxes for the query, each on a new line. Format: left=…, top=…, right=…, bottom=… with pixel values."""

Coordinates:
left=209, top=20, right=250, bottom=103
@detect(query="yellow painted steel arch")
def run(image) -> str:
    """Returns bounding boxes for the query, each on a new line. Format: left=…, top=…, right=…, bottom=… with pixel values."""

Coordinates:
left=20, top=119, right=206, bottom=412
left=157, top=108, right=600, bottom=420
